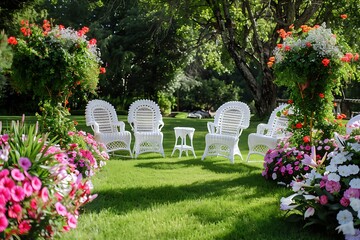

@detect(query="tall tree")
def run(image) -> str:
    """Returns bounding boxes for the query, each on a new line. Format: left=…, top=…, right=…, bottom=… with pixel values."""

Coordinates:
left=160, top=0, right=360, bottom=117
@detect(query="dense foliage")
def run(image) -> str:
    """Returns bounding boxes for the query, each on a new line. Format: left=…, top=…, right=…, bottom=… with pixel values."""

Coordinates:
left=7, top=19, right=104, bottom=105
left=271, top=24, right=358, bottom=146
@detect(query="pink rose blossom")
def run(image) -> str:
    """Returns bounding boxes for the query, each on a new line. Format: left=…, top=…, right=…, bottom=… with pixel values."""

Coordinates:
left=11, top=186, right=25, bottom=202
left=8, top=203, right=22, bottom=219
left=304, top=166, right=309, bottom=171
left=0, top=169, right=9, bottom=178
left=55, top=202, right=67, bottom=216
left=0, top=187, right=11, bottom=201
left=55, top=192, right=63, bottom=201
left=0, top=215, right=9, bottom=232
left=19, top=220, right=31, bottom=234
left=344, top=188, right=360, bottom=199
left=325, top=180, right=341, bottom=193
left=340, top=197, right=350, bottom=207
left=319, top=195, right=328, bottom=205
left=19, top=157, right=31, bottom=171
left=0, top=195, right=6, bottom=206
left=40, top=187, right=49, bottom=202
left=11, top=169, right=25, bottom=181
left=63, top=225, right=71, bottom=232
left=23, top=181, right=33, bottom=197
left=31, top=177, right=42, bottom=191
left=1, top=177, right=15, bottom=189
left=55, top=153, right=68, bottom=163
left=0, top=205, right=6, bottom=214
left=30, top=198, right=37, bottom=210
left=0, top=134, right=9, bottom=143
left=67, top=213, right=77, bottom=228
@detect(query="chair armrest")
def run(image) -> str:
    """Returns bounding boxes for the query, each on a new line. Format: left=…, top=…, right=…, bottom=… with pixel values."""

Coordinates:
left=256, top=123, right=270, bottom=135
left=158, top=120, right=165, bottom=131
left=87, top=121, right=100, bottom=133
left=113, top=121, right=126, bottom=132
left=207, top=122, right=217, bottom=133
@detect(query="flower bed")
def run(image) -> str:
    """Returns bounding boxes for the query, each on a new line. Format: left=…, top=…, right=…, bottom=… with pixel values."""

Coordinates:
left=0, top=121, right=108, bottom=239
left=280, top=134, right=360, bottom=239
left=263, top=138, right=337, bottom=185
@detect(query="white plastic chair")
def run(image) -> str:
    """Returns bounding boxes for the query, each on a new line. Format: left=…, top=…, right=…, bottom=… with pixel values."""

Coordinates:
left=201, top=101, right=251, bottom=164
left=346, top=114, right=360, bottom=135
left=85, top=99, right=132, bottom=157
left=246, top=104, right=290, bottom=162
left=127, top=99, right=165, bottom=158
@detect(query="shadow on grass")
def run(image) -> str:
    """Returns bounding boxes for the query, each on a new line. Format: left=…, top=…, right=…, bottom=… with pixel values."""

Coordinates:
left=85, top=170, right=279, bottom=215
left=135, top=158, right=262, bottom=174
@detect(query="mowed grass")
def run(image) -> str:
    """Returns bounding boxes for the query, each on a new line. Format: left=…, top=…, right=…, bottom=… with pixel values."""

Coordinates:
left=0, top=115, right=339, bottom=240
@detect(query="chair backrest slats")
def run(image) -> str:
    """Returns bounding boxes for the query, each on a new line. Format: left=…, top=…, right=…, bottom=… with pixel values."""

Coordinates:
left=85, top=100, right=118, bottom=133
left=128, top=99, right=163, bottom=133
left=214, top=101, right=250, bottom=137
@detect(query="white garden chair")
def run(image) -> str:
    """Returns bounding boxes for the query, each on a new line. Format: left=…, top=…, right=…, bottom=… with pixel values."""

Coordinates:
left=85, top=99, right=132, bottom=157
left=127, top=99, right=165, bottom=158
left=246, top=104, right=290, bottom=162
left=201, top=101, right=251, bottom=164
left=346, top=114, right=360, bottom=135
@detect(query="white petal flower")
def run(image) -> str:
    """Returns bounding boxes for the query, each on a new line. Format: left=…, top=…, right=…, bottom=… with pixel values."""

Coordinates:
left=337, top=210, right=354, bottom=225
left=349, top=165, right=360, bottom=175
left=280, top=193, right=299, bottom=210
left=338, top=165, right=352, bottom=177
left=331, top=153, right=349, bottom=165
left=350, top=179, right=360, bottom=189
left=326, top=164, right=338, bottom=173
left=327, top=172, right=341, bottom=182
left=350, top=198, right=360, bottom=211
left=304, top=207, right=315, bottom=219
left=349, top=143, right=360, bottom=152
left=336, top=221, right=356, bottom=235
left=272, top=173, right=277, bottom=180
left=291, top=181, right=305, bottom=192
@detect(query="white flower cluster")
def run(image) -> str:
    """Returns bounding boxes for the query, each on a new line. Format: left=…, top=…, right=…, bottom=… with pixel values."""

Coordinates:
left=48, top=27, right=102, bottom=64
left=273, top=23, right=343, bottom=64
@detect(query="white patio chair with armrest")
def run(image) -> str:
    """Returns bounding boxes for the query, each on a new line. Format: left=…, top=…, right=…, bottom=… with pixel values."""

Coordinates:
left=346, top=114, right=360, bottom=135
left=201, top=101, right=251, bottom=164
left=85, top=99, right=132, bottom=157
left=127, top=99, right=165, bottom=158
left=246, top=104, right=290, bottom=162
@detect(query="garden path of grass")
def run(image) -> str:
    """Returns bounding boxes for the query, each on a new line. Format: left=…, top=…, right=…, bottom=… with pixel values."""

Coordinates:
left=0, top=116, right=341, bottom=240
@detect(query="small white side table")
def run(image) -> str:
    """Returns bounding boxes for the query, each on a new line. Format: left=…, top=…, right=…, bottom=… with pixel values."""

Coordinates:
left=171, top=127, right=196, bottom=158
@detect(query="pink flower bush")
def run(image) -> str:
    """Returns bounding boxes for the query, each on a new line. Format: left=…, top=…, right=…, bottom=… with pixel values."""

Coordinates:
left=280, top=134, right=360, bottom=239
left=263, top=138, right=336, bottom=184
left=0, top=121, right=108, bottom=239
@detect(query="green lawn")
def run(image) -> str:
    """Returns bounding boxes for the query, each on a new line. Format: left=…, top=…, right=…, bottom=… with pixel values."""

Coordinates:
left=0, top=115, right=340, bottom=240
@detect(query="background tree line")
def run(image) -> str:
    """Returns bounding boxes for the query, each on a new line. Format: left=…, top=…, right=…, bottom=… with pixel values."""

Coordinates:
left=0, top=0, right=359, bottom=117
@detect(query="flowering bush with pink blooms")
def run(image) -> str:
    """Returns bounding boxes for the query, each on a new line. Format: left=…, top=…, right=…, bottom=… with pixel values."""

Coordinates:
left=263, top=137, right=337, bottom=185
left=280, top=134, right=360, bottom=239
left=66, top=130, right=108, bottom=177
left=0, top=121, right=108, bottom=239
